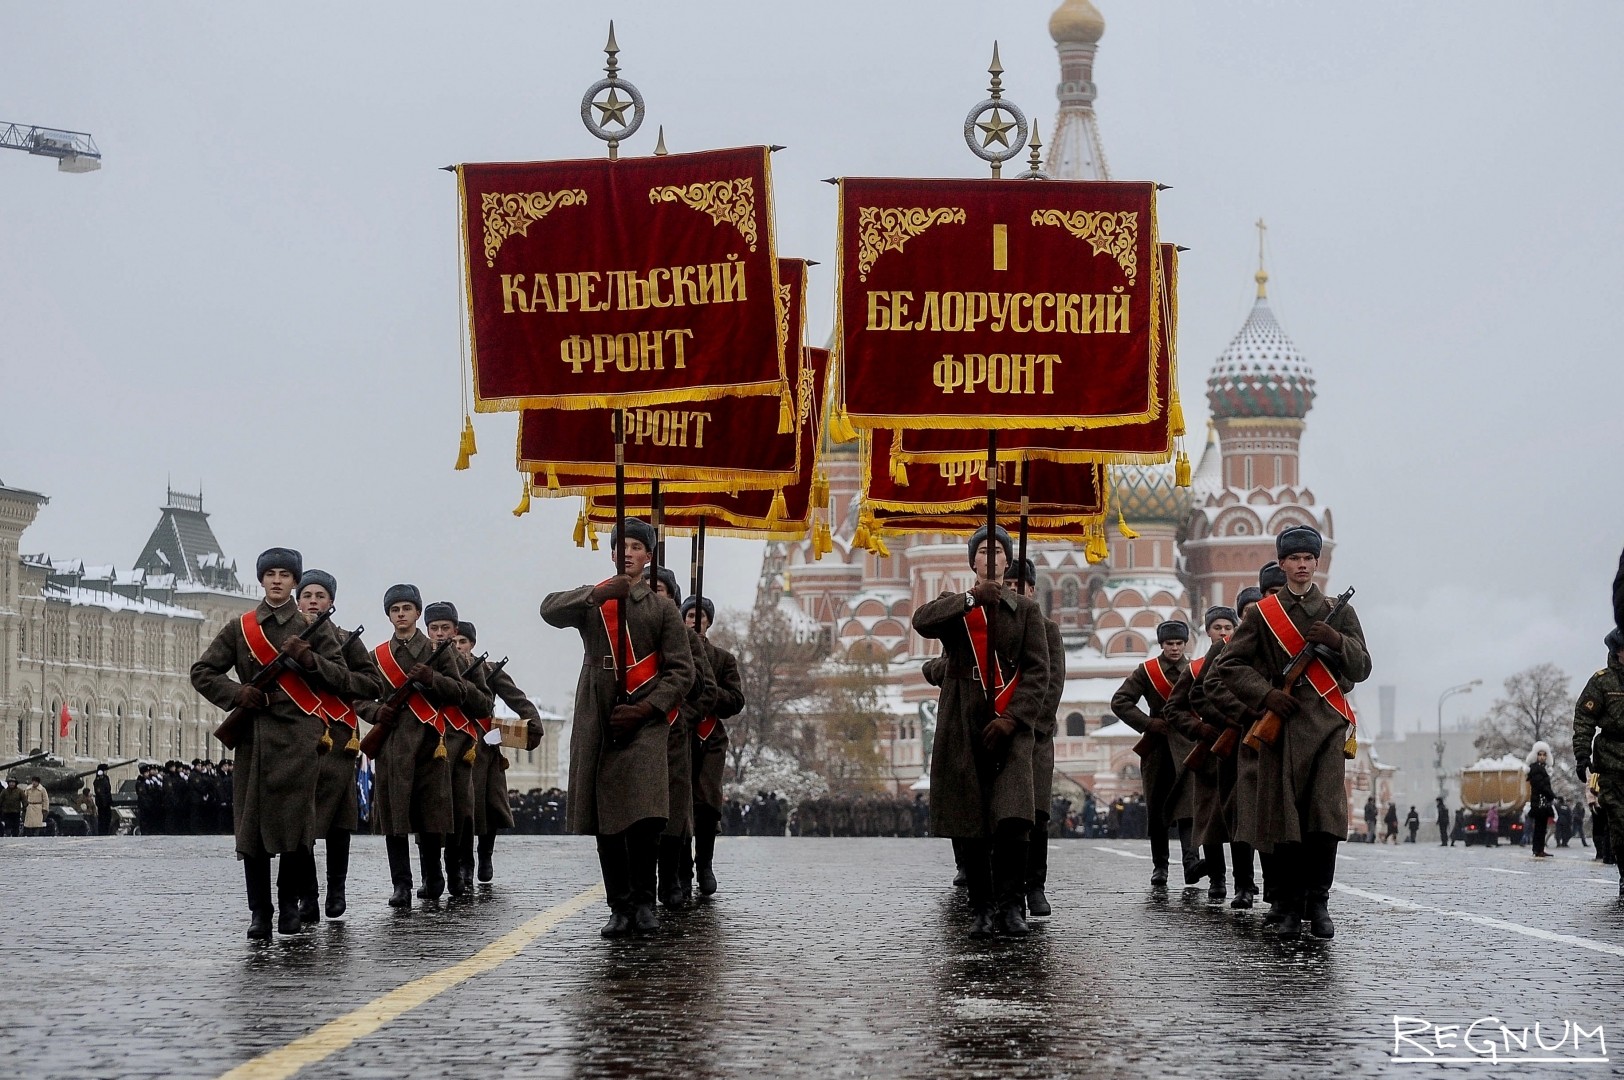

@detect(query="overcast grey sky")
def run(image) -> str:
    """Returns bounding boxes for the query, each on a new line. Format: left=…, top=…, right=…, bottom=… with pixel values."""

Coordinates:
left=3, top=2, right=1621, bottom=733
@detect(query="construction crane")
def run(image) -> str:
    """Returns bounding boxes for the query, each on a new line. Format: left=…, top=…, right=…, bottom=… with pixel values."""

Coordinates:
left=1, top=122, right=101, bottom=172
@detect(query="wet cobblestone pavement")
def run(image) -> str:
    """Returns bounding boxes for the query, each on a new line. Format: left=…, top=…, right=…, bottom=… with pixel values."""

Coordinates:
left=3, top=834, right=1621, bottom=1078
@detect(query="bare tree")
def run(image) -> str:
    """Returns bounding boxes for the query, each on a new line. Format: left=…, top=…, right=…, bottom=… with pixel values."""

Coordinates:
left=796, top=661, right=890, bottom=794
left=1475, top=663, right=1580, bottom=797
left=709, top=602, right=825, bottom=788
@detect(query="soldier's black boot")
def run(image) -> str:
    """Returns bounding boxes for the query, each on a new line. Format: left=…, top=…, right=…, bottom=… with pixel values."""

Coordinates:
left=445, top=825, right=468, bottom=897
left=1305, top=834, right=1338, bottom=939
left=1230, top=842, right=1257, bottom=908
left=1026, top=813, right=1051, bottom=917
left=245, top=855, right=273, bottom=941
left=596, top=834, right=633, bottom=937
left=657, top=835, right=687, bottom=909
left=277, top=849, right=314, bottom=934
left=1205, top=843, right=1228, bottom=901
left=1269, top=845, right=1303, bottom=938
left=385, top=835, right=413, bottom=908
left=477, top=832, right=496, bottom=883
left=628, top=820, right=662, bottom=933
left=695, top=831, right=719, bottom=897
left=958, top=838, right=995, bottom=937
left=326, top=829, right=350, bottom=919
left=416, top=835, right=445, bottom=901
left=1179, top=820, right=1207, bottom=885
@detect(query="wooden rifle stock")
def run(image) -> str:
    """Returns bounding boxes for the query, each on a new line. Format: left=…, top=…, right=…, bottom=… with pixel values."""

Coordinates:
left=1182, top=726, right=1240, bottom=771
left=1241, top=586, right=1356, bottom=752
left=358, top=638, right=452, bottom=758
left=213, top=608, right=335, bottom=750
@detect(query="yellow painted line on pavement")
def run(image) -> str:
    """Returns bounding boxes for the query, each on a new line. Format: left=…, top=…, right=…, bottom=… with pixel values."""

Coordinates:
left=217, top=884, right=604, bottom=1080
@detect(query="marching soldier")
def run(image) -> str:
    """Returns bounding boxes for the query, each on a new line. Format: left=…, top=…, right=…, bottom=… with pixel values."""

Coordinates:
left=356, top=585, right=478, bottom=908
left=190, top=547, right=349, bottom=940
left=646, top=566, right=716, bottom=909
left=912, top=524, right=1050, bottom=937
left=1212, top=525, right=1371, bottom=940
left=1573, top=628, right=1624, bottom=898
left=1002, top=558, right=1064, bottom=918
left=541, top=518, right=695, bottom=937
left=452, top=621, right=545, bottom=885
left=1112, top=619, right=1197, bottom=893
left=682, top=594, right=745, bottom=898
left=294, top=569, right=382, bottom=922
left=422, top=601, right=492, bottom=898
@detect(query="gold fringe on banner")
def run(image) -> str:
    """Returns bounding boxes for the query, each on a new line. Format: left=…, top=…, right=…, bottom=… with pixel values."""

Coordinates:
left=512, top=476, right=532, bottom=517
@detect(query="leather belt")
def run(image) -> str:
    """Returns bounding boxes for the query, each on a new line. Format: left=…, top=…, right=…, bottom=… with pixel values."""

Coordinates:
left=584, top=656, right=617, bottom=670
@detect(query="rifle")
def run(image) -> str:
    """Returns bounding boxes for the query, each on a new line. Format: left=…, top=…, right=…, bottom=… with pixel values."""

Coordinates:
left=213, top=607, right=335, bottom=750
left=1183, top=726, right=1240, bottom=771
left=315, top=624, right=366, bottom=755
left=1242, top=586, right=1356, bottom=752
left=358, top=638, right=453, bottom=758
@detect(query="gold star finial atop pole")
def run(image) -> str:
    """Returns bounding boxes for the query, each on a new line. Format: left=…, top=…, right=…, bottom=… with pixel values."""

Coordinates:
left=1255, top=217, right=1269, bottom=299
left=964, top=41, right=1028, bottom=177
left=604, top=21, right=620, bottom=78
left=581, top=21, right=645, bottom=161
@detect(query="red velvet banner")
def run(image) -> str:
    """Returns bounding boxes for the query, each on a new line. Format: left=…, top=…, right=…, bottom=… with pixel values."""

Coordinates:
left=867, top=510, right=1103, bottom=540
left=580, top=349, right=830, bottom=537
left=460, top=147, right=785, bottom=412
left=518, top=259, right=807, bottom=490
left=838, top=177, right=1160, bottom=430
left=861, top=428, right=1104, bottom=516
left=890, top=244, right=1180, bottom=467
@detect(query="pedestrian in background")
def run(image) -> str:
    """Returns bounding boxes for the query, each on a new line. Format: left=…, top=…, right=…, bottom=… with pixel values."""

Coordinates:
left=1574, top=798, right=1588, bottom=849
left=1404, top=806, right=1419, bottom=843
left=1555, top=797, right=1572, bottom=848
left=94, top=764, right=113, bottom=837
left=1383, top=802, right=1399, bottom=844
left=1485, top=804, right=1500, bottom=847
left=1, top=778, right=23, bottom=836
left=1364, top=796, right=1378, bottom=844
left=1527, top=742, right=1555, bottom=858
left=1435, top=797, right=1450, bottom=846
left=23, top=777, right=50, bottom=835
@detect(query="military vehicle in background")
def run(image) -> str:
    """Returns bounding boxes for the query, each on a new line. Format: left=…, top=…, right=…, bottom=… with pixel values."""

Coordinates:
left=1459, top=754, right=1529, bottom=846
left=5, top=754, right=137, bottom=835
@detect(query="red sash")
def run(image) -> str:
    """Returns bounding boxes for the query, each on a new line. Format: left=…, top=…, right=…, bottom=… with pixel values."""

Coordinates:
left=240, top=612, right=323, bottom=718
left=1144, top=657, right=1176, bottom=700
left=1189, top=656, right=1207, bottom=680
left=963, top=604, right=1022, bottom=717
left=1256, top=594, right=1357, bottom=725
left=442, top=705, right=479, bottom=738
left=597, top=583, right=662, bottom=695
left=696, top=715, right=720, bottom=741
left=374, top=642, right=446, bottom=733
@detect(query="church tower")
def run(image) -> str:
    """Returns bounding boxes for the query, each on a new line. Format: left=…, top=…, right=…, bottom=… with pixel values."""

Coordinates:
left=1183, top=225, right=1334, bottom=612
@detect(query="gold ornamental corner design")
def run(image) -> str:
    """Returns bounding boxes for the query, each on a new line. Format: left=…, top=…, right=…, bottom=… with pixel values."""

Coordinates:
left=856, top=206, right=966, bottom=282
left=648, top=178, right=759, bottom=251
left=777, top=283, right=792, bottom=351
left=481, top=189, right=589, bottom=267
left=797, top=358, right=816, bottom=424
left=1031, top=209, right=1139, bottom=285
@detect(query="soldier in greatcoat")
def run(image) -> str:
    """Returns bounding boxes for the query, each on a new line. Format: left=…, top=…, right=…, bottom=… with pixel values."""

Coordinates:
left=1574, top=627, right=1624, bottom=898
left=1212, top=525, right=1371, bottom=940
left=190, top=547, right=350, bottom=940
left=682, top=594, right=744, bottom=899
left=541, top=518, right=695, bottom=937
left=646, top=566, right=716, bottom=909
left=1002, top=558, right=1064, bottom=918
left=420, top=601, right=492, bottom=899
left=912, top=524, right=1050, bottom=938
left=452, top=620, right=544, bottom=885
left=293, top=569, right=382, bottom=922
left=1111, top=619, right=1196, bottom=892
left=356, top=584, right=481, bottom=908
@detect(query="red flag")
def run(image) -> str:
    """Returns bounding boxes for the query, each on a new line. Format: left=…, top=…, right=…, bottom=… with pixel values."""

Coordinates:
left=59, top=702, right=71, bottom=739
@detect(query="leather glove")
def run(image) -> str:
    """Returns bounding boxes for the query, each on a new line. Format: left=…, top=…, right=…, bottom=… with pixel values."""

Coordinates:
left=1145, top=716, right=1170, bottom=735
left=1262, top=688, right=1300, bottom=718
left=374, top=701, right=401, bottom=725
left=1577, top=764, right=1588, bottom=784
left=969, top=581, right=1002, bottom=608
left=981, top=714, right=1017, bottom=751
left=482, top=727, right=504, bottom=747
left=525, top=722, right=544, bottom=752
left=1195, top=722, right=1220, bottom=742
left=608, top=701, right=656, bottom=741
left=233, top=684, right=268, bottom=710
left=1305, top=621, right=1343, bottom=649
left=591, top=577, right=634, bottom=605
left=281, top=635, right=315, bottom=670
left=406, top=663, right=435, bottom=686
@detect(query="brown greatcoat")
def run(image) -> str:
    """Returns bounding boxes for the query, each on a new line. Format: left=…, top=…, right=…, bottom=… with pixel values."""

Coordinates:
left=662, top=628, right=716, bottom=838
left=472, top=660, right=543, bottom=835
left=913, top=586, right=1050, bottom=838
left=1111, top=654, right=1190, bottom=821
left=1033, top=617, right=1064, bottom=820
left=445, top=651, right=494, bottom=832
left=190, top=599, right=349, bottom=859
left=692, top=638, right=744, bottom=813
left=541, top=580, right=694, bottom=836
left=311, top=623, right=383, bottom=836
left=1164, top=640, right=1234, bottom=846
left=1210, top=584, right=1371, bottom=852
left=355, top=629, right=477, bottom=838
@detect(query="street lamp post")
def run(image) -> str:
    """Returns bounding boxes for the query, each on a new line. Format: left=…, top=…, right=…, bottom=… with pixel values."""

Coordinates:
left=1436, top=679, right=1483, bottom=801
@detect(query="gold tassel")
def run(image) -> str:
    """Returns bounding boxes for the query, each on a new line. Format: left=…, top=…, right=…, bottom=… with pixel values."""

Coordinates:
left=852, top=509, right=872, bottom=550
left=344, top=732, right=361, bottom=755
left=545, top=466, right=559, bottom=491
left=433, top=734, right=448, bottom=760
left=830, top=407, right=858, bottom=444
left=813, top=521, right=833, bottom=560
left=1174, top=451, right=1192, bottom=488
left=1116, top=504, right=1140, bottom=540
left=462, top=743, right=477, bottom=765
left=512, top=476, right=532, bottom=517
left=317, top=725, right=333, bottom=755
left=778, top=390, right=795, bottom=434
left=1169, top=397, right=1186, bottom=439
left=890, top=450, right=908, bottom=488
left=768, top=488, right=788, bottom=522
left=573, top=510, right=588, bottom=548
left=1085, top=525, right=1109, bottom=564
left=872, top=532, right=891, bottom=558
left=1343, top=731, right=1359, bottom=760
left=810, top=472, right=829, bottom=509
left=588, top=521, right=600, bottom=551
left=454, top=415, right=477, bottom=471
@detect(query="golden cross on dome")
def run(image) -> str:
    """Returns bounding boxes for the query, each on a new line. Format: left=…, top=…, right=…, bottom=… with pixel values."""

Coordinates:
left=1255, top=217, right=1269, bottom=299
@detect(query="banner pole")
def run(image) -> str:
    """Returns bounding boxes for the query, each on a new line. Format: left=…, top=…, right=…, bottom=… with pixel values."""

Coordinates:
left=613, top=410, right=628, bottom=704
left=986, top=430, right=998, bottom=726
left=1018, top=458, right=1030, bottom=584
left=651, top=479, right=664, bottom=576
left=695, top=516, right=707, bottom=622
